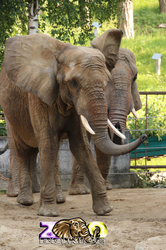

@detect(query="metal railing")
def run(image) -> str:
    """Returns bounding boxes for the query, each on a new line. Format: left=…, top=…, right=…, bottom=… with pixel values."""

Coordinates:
left=0, top=92, right=166, bottom=170
left=129, top=91, right=166, bottom=169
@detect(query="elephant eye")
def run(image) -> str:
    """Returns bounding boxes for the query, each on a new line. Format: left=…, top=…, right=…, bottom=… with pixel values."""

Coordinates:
left=71, top=80, right=78, bottom=88
left=133, top=74, right=137, bottom=82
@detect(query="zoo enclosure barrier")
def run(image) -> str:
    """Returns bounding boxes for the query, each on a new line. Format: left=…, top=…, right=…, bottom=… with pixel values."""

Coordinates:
left=0, top=92, right=166, bottom=170
left=128, top=91, right=166, bottom=169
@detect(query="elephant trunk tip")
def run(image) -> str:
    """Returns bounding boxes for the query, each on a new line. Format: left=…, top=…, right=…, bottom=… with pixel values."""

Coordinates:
left=140, top=134, right=147, bottom=142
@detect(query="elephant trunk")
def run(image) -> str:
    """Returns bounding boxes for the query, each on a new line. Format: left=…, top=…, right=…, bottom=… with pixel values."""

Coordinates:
left=109, top=109, right=127, bottom=144
left=91, top=132, right=147, bottom=156
left=85, top=88, right=147, bottom=156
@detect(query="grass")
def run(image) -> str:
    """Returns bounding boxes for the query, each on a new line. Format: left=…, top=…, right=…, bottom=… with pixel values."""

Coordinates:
left=131, top=157, right=166, bottom=166
left=97, top=0, right=166, bottom=92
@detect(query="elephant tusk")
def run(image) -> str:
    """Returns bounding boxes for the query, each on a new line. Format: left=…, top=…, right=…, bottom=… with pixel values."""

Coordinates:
left=107, top=119, right=126, bottom=140
left=80, top=115, right=95, bottom=135
left=132, top=108, right=138, bottom=119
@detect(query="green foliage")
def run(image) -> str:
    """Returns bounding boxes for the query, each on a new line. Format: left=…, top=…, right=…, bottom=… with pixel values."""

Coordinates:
left=0, top=190, right=6, bottom=194
left=0, top=0, right=29, bottom=67
left=0, top=0, right=122, bottom=65
left=136, top=170, right=166, bottom=188
left=0, top=106, right=7, bottom=136
left=127, top=95, right=166, bottom=139
left=40, top=0, right=122, bottom=45
left=0, top=0, right=28, bottom=44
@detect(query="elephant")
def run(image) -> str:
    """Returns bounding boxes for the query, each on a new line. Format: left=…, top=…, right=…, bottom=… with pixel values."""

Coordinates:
left=68, top=47, right=142, bottom=194
left=0, top=29, right=147, bottom=216
left=4, top=47, right=141, bottom=197
left=52, top=217, right=96, bottom=244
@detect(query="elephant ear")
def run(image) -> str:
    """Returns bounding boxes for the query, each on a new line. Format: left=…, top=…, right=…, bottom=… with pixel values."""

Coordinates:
left=52, top=219, right=72, bottom=239
left=132, top=81, right=142, bottom=111
left=90, top=29, right=123, bottom=71
left=4, top=34, right=68, bottom=106
left=118, top=48, right=142, bottom=111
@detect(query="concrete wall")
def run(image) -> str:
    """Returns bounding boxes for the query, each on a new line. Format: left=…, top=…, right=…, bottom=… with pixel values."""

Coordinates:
left=0, top=131, right=141, bottom=190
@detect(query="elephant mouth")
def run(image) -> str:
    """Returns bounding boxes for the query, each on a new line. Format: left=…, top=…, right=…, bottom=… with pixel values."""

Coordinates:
left=80, top=115, right=125, bottom=140
left=110, top=122, right=124, bottom=145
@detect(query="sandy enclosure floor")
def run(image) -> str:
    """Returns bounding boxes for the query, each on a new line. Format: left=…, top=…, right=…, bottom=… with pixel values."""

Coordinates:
left=0, top=188, right=166, bottom=250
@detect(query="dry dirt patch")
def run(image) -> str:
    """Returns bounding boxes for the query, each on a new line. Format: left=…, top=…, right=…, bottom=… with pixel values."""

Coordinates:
left=0, top=188, right=166, bottom=250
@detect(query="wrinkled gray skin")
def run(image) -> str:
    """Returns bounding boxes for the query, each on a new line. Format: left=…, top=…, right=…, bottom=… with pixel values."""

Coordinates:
left=68, top=48, right=142, bottom=195
left=0, top=30, right=146, bottom=216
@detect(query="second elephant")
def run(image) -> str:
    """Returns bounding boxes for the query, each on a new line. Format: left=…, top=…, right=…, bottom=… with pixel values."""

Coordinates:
left=69, top=47, right=142, bottom=194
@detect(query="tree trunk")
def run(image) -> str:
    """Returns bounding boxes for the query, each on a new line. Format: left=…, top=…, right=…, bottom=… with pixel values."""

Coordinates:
left=159, top=0, right=166, bottom=13
left=118, top=0, right=134, bottom=39
left=28, top=0, right=39, bottom=35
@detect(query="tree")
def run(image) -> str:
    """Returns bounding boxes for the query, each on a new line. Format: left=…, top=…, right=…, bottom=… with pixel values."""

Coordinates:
left=28, top=0, right=39, bottom=34
left=0, top=0, right=28, bottom=67
left=0, top=0, right=28, bottom=44
left=117, top=0, right=134, bottom=39
left=159, top=0, right=166, bottom=13
left=0, top=0, right=122, bottom=67
left=44, top=0, right=123, bottom=44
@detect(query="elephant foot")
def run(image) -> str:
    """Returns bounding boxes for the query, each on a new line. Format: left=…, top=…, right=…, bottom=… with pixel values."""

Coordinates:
left=7, top=183, right=19, bottom=197
left=56, top=189, right=66, bottom=203
left=38, top=203, right=60, bottom=217
left=17, top=191, right=34, bottom=205
left=68, top=183, right=90, bottom=195
left=32, top=182, right=40, bottom=193
left=105, top=180, right=113, bottom=190
left=93, top=195, right=113, bottom=215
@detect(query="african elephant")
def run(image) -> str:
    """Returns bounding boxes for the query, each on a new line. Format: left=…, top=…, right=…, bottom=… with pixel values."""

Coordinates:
left=68, top=47, right=142, bottom=194
left=0, top=29, right=147, bottom=216
left=52, top=217, right=96, bottom=244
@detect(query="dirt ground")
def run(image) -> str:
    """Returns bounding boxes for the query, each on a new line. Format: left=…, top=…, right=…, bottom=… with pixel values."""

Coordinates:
left=0, top=188, right=166, bottom=250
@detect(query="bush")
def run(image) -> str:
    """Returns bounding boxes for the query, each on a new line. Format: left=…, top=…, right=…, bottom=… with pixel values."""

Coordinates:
left=127, top=95, right=166, bottom=139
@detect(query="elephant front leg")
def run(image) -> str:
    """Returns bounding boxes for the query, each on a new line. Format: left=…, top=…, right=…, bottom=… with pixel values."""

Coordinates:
left=69, top=131, right=113, bottom=215
left=6, top=120, right=20, bottom=197
left=68, top=156, right=90, bottom=195
left=30, top=148, right=40, bottom=193
left=37, top=139, right=59, bottom=217
left=55, top=160, right=66, bottom=203
left=95, top=146, right=113, bottom=190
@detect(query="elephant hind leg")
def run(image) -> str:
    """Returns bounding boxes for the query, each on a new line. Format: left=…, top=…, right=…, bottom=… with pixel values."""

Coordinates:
left=6, top=119, right=19, bottom=197
left=68, top=156, right=90, bottom=195
left=15, top=144, right=35, bottom=205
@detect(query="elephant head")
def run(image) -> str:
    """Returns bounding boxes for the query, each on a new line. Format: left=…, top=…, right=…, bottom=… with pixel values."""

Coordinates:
left=52, top=217, right=95, bottom=243
left=91, top=35, right=142, bottom=145
left=3, top=30, right=146, bottom=156
left=106, top=48, right=141, bottom=145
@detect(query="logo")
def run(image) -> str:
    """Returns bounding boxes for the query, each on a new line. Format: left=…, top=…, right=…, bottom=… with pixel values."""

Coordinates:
left=39, top=217, right=107, bottom=245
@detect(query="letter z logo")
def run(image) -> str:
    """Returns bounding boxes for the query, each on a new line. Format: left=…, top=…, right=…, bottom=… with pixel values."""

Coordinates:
left=39, top=222, right=58, bottom=239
